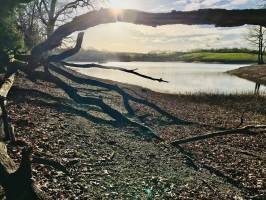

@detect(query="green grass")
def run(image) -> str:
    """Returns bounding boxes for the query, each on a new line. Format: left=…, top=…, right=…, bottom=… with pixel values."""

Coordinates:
left=71, top=49, right=266, bottom=64
left=176, top=52, right=261, bottom=63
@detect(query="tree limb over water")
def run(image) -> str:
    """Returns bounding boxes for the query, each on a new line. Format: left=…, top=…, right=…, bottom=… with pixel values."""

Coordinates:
left=31, top=8, right=266, bottom=59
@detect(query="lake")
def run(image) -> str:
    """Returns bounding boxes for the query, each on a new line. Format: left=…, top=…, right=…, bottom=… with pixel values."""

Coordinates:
left=70, top=62, right=266, bottom=94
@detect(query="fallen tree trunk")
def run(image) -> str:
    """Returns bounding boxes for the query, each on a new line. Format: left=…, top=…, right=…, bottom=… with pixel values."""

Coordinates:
left=171, top=125, right=266, bottom=145
left=31, top=8, right=266, bottom=61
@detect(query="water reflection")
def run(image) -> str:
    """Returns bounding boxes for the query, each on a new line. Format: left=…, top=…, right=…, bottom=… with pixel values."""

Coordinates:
left=71, top=62, right=266, bottom=94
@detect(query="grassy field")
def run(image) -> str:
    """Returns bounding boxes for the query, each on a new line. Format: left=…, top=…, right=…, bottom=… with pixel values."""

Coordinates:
left=177, top=52, right=260, bottom=63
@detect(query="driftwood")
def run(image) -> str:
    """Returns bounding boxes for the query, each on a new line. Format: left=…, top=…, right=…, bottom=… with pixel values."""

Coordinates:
left=62, top=62, right=168, bottom=83
left=31, top=8, right=266, bottom=60
left=171, top=125, right=266, bottom=146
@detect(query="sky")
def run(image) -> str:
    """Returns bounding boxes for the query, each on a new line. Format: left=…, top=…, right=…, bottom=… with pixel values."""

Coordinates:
left=82, top=0, right=261, bottom=52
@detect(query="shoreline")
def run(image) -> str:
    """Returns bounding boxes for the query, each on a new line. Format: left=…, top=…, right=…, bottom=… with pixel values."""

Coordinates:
left=228, top=64, right=266, bottom=85
left=69, top=59, right=255, bottom=65
left=3, top=66, right=266, bottom=199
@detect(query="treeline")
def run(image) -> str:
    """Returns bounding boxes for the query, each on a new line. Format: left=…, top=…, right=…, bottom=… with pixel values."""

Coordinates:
left=68, top=48, right=259, bottom=63
left=191, top=48, right=258, bottom=54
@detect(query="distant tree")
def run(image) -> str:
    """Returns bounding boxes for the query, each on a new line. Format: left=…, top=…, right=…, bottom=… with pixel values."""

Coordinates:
left=0, top=0, right=33, bottom=70
left=247, top=25, right=266, bottom=64
left=247, top=1, right=266, bottom=64
left=16, top=1, right=45, bottom=50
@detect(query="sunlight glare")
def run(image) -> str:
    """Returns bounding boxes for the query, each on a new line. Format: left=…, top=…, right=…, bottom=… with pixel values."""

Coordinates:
left=111, top=8, right=123, bottom=16
left=109, top=0, right=127, bottom=8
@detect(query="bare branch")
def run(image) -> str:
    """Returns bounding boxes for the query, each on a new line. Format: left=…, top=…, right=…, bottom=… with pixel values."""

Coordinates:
left=48, top=32, right=84, bottom=62
left=40, top=0, right=49, bottom=14
left=37, top=0, right=49, bottom=26
left=171, top=125, right=266, bottom=146
left=61, top=62, right=169, bottom=83
left=54, top=0, right=93, bottom=21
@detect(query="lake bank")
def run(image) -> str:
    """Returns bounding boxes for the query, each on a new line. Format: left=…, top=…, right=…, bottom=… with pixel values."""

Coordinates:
left=229, top=64, right=266, bottom=86
left=3, top=66, right=265, bottom=199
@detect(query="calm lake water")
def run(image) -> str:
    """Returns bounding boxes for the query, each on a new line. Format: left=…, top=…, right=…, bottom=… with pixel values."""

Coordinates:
left=70, top=62, right=266, bottom=94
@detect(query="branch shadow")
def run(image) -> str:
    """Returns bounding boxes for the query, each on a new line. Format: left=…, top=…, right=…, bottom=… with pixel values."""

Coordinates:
left=49, top=63, right=227, bottom=131
left=49, top=63, right=193, bottom=126
left=9, top=87, right=117, bottom=126
left=25, top=68, right=161, bottom=140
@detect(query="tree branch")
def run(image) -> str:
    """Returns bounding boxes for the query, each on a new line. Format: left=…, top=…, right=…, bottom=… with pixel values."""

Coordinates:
left=171, top=125, right=266, bottom=146
left=61, top=62, right=168, bottom=83
left=48, top=32, right=84, bottom=62
left=31, top=8, right=266, bottom=60
left=54, top=0, right=93, bottom=21
left=40, top=0, right=49, bottom=14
